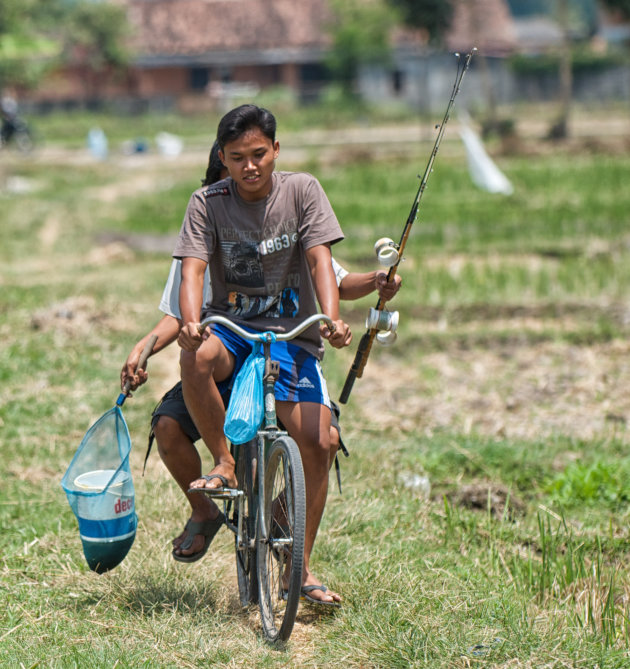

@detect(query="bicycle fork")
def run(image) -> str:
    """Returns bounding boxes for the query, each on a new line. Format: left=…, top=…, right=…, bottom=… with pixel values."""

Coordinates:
left=258, top=341, right=289, bottom=548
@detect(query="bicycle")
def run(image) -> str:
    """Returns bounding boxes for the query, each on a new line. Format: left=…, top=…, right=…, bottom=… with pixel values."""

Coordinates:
left=193, top=312, right=333, bottom=642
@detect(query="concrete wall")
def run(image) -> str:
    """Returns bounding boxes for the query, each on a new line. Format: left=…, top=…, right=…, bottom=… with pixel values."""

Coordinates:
left=358, top=54, right=630, bottom=113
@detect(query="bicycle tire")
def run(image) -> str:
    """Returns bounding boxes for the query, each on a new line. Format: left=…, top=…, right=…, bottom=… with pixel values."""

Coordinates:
left=257, top=435, right=306, bottom=642
left=234, top=440, right=258, bottom=606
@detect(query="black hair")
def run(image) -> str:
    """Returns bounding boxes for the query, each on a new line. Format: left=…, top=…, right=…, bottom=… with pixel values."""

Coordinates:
left=216, top=104, right=276, bottom=150
left=201, top=139, right=224, bottom=186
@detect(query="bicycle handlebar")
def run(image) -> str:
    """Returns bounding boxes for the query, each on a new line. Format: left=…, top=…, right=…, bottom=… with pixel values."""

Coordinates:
left=199, top=313, right=334, bottom=343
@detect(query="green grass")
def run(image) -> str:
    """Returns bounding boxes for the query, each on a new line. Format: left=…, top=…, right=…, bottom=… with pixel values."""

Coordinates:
left=2, top=108, right=630, bottom=666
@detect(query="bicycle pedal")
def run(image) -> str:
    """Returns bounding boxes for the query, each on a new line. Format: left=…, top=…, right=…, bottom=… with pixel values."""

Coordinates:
left=189, top=487, right=242, bottom=500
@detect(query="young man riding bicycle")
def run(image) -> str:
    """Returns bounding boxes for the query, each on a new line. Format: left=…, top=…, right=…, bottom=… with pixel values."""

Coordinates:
left=175, top=104, right=350, bottom=606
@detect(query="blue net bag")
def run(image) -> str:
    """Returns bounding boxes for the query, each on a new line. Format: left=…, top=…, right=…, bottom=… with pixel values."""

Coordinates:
left=224, top=341, right=266, bottom=444
left=61, top=403, right=137, bottom=573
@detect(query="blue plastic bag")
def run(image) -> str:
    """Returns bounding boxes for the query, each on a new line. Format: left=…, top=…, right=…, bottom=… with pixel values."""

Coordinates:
left=224, top=342, right=265, bottom=444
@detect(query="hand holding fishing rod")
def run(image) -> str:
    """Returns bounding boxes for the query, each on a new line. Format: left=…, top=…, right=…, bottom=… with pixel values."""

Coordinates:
left=339, top=49, right=476, bottom=405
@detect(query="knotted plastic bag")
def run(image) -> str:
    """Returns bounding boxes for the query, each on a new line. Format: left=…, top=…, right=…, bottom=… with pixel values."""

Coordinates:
left=61, top=403, right=137, bottom=573
left=224, top=341, right=265, bottom=444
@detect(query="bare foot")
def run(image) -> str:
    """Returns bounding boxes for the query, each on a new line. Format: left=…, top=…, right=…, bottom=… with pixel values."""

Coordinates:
left=172, top=526, right=188, bottom=550
left=189, top=463, right=237, bottom=491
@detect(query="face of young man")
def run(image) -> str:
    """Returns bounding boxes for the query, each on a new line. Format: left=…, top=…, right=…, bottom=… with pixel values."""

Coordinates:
left=219, top=128, right=279, bottom=202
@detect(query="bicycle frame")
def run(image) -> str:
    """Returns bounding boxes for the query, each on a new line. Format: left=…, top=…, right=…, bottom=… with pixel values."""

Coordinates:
left=197, top=313, right=332, bottom=640
left=199, top=312, right=331, bottom=543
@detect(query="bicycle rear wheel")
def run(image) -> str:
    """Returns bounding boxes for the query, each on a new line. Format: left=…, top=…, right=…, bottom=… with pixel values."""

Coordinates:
left=234, top=440, right=258, bottom=606
left=257, top=435, right=306, bottom=642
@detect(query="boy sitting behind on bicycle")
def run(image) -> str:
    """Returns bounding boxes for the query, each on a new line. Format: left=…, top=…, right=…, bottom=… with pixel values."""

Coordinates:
left=175, top=104, right=351, bottom=606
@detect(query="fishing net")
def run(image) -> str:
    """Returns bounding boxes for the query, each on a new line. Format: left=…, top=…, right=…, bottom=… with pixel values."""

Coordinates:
left=61, top=402, right=137, bottom=573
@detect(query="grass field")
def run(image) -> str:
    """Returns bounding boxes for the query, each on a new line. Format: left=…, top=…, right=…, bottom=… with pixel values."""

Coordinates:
left=2, top=107, right=630, bottom=667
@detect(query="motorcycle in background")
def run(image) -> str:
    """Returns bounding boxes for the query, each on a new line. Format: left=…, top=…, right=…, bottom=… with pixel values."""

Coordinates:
left=1, top=96, right=35, bottom=153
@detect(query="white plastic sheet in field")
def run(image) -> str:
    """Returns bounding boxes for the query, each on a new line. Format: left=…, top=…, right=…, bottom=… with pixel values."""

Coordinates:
left=458, top=116, right=514, bottom=196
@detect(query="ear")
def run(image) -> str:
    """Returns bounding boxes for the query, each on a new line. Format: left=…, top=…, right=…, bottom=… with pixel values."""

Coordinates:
left=273, top=141, right=280, bottom=159
left=218, top=149, right=226, bottom=166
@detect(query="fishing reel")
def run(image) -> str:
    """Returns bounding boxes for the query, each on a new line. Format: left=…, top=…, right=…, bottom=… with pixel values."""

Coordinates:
left=370, top=237, right=400, bottom=345
left=374, top=237, right=400, bottom=268
left=366, top=307, right=399, bottom=346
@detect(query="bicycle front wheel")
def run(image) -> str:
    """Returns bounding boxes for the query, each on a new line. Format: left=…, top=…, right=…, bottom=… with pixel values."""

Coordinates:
left=234, top=440, right=258, bottom=607
left=257, top=435, right=306, bottom=642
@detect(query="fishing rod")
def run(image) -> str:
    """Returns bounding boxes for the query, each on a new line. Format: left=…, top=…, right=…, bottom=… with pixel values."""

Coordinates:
left=339, top=48, right=476, bottom=405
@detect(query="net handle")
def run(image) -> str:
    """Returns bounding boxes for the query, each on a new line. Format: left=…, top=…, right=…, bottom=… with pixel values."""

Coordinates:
left=118, top=334, right=158, bottom=405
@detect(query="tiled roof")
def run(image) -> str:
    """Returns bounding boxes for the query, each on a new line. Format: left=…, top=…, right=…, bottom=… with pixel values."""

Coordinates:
left=123, top=0, right=518, bottom=62
left=446, top=0, right=517, bottom=56
left=126, top=0, right=333, bottom=58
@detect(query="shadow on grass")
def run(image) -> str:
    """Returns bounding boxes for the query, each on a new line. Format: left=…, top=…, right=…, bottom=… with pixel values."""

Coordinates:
left=68, top=574, right=220, bottom=617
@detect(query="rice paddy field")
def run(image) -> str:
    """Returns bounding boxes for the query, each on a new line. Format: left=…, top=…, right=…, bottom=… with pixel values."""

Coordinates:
left=2, top=102, right=630, bottom=667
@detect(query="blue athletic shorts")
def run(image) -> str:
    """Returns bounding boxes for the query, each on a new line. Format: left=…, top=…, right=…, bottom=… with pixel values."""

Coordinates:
left=212, top=322, right=330, bottom=407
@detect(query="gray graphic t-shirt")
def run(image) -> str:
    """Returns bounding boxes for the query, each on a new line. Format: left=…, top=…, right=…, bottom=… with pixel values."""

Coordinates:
left=173, top=171, right=344, bottom=358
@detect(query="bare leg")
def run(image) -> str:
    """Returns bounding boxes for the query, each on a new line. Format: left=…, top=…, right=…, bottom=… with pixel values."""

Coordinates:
left=276, top=400, right=341, bottom=605
left=153, top=415, right=222, bottom=558
left=180, top=335, right=238, bottom=490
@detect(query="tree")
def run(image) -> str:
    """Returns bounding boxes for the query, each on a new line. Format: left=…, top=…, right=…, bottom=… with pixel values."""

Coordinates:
left=64, top=1, right=131, bottom=101
left=0, top=0, right=62, bottom=90
left=0, top=0, right=130, bottom=100
left=548, top=0, right=598, bottom=139
left=325, top=0, right=395, bottom=96
left=386, top=0, right=454, bottom=43
left=548, top=0, right=573, bottom=139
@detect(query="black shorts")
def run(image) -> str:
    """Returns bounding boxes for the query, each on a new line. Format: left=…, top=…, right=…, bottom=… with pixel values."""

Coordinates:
left=150, top=380, right=201, bottom=443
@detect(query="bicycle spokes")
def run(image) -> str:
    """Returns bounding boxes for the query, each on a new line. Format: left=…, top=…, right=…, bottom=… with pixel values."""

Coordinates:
left=258, top=437, right=305, bottom=642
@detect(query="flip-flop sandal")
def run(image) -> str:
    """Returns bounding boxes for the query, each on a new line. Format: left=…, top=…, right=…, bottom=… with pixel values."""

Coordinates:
left=172, top=513, right=224, bottom=563
left=188, top=473, right=234, bottom=497
left=300, top=584, right=341, bottom=607
left=281, top=584, right=341, bottom=607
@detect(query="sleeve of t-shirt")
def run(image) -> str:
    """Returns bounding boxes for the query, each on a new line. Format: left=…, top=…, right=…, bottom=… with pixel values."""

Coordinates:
left=298, top=175, right=344, bottom=250
left=172, top=190, right=215, bottom=263
left=159, top=259, right=212, bottom=318
left=331, top=257, right=348, bottom=287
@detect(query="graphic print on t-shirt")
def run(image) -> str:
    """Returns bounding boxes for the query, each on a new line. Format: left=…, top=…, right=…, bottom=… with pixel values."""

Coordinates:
left=221, top=241, right=264, bottom=287
left=216, top=207, right=310, bottom=321
left=227, top=287, right=299, bottom=320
